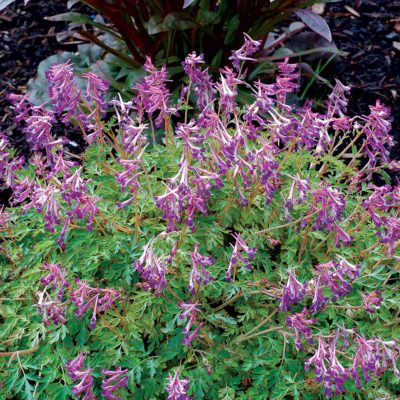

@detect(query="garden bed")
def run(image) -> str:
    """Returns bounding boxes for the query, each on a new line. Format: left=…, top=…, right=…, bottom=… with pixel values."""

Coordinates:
left=0, top=1, right=399, bottom=399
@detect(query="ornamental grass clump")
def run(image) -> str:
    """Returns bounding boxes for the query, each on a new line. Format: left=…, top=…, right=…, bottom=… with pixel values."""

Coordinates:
left=0, top=35, right=399, bottom=399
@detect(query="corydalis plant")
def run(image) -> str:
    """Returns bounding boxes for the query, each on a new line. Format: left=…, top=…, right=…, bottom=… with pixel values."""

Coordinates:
left=1, top=34, right=399, bottom=399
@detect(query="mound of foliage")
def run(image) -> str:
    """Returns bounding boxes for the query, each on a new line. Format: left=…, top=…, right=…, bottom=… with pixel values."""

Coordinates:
left=1, top=35, right=399, bottom=399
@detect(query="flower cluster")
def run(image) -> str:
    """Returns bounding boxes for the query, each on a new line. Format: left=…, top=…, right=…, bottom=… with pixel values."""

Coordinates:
left=70, top=279, right=122, bottom=329
left=305, top=331, right=400, bottom=398
left=66, top=352, right=95, bottom=400
left=229, top=33, right=262, bottom=72
left=188, top=244, right=215, bottom=294
left=280, top=258, right=360, bottom=313
left=225, top=233, right=257, bottom=281
left=101, top=366, right=129, bottom=400
left=67, top=353, right=129, bottom=400
left=311, top=258, right=360, bottom=312
left=40, top=262, right=69, bottom=300
left=178, top=301, right=204, bottom=347
left=166, top=369, right=192, bottom=400
left=279, top=270, right=307, bottom=311
left=134, top=57, right=176, bottom=128
left=135, top=239, right=167, bottom=296
left=287, top=308, right=316, bottom=350
left=362, top=290, right=383, bottom=314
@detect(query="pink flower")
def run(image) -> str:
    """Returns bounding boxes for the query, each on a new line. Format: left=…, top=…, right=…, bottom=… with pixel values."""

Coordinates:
left=101, top=366, right=129, bottom=400
left=229, top=33, right=261, bottom=72
left=225, top=233, right=256, bottom=281
left=66, top=352, right=95, bottom=400
left=279, top=270, right=307, bottom=311
left=46, top=60, right=80, bottom=123
left=188, top=244, right=214, bottom=294
left=135, top=240, right=167, bottom=296
left=362, top=290, right=383, bottom=314
left=70, top=279, right=122, bottom=329
left=166, top=369, right=192, bottom=400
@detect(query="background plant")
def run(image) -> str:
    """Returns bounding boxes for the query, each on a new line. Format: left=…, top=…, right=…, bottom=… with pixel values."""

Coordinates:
left=0, top=36, right=399, bottom=399
left=59, top=0, right=331, bottom=68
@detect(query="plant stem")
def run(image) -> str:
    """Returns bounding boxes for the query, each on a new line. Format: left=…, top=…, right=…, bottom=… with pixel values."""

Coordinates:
left=233, top=309, right=278, bottom=343
left=255, top=209, right=320, bottom=235
left=233, top=325, right=284, bottom=344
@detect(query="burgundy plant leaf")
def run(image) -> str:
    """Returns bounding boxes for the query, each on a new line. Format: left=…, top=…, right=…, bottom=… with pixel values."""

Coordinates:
left=294, top=9, right=332, bottom=42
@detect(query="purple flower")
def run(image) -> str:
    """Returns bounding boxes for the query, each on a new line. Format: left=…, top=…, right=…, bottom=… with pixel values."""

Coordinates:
left=155, top=182, right=185, bottom=233
left=66, top=352, right=95, bottom=400
left=154, top=159, right=213, bottom=233
left=37, top=290, right=66, bottom=325
left=23, top=184, right=61, bottom=232
left=380, top=215, right=400, bottom=255
left=363, top=184, right=392, bottom=227
left=304, top=336, right=329, bottom=392
left=225, top=233, right=256, bottom=281
left=83, top=72, right=109, bottom=113
left=24, top=106, right=56, bottom=153
left=188, top=244, right=215, bottom=294
left=7, top=93, right=30, bottom=126
left=363, top=100, right=393, bottom=166
left=285, top=174, right=310, bottom=213
left=279, top=270, right=307, bottom=311
left=311, top=258, right=360, bottom=312
left=101, top=366, right=129, bottom=400
left=62, top=167, right=87, bottom=203
left=46, top=60, right=80, bottom=123
left=11, top=177, right=33, bottom=205
left=350, top=335, right=400, bottom=389
left=216, top=67, right=243, bottom=117
left=362, top=290, right=383, bottom=314
left=115, top=158, right=143, bottom=208
left=67, top=194, right=100, bottom=231
left=229, top=33, right=261, bottom=72
left=166, top=369, right=192, bottom=400
left=135, top=240, right=167, bottom=296
left=309, top=277, right=330, bottom=314
left=305, top=337, right=348, bottom=398
left=310, top=184, right=346, bottom=230
left=297, top=103, right=331, bottom=153
left=327, top=79, right=350, bottom=118
left=175, top=120, right=206, bottom=160
left=178, top=301, right=203, bottom=347
left=182, top=52, right=214, bottom=109
left=40, top=262, right=69, bottom=301
left=70, top=279, right=122, bottom=329
left=332, top=223, right=353, bottom=248
left=49, top=151, right=79, bottom=178
left=112, top=94, right=148, bottom=155
left=255, top=139, right=280, bottom=205
left=134, top=57, right=176, bottom=128
left=275, top=58, right=300, bottom=103
left=287, top=308, right=316, bottom=350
